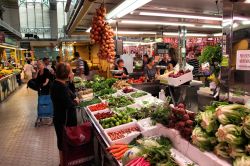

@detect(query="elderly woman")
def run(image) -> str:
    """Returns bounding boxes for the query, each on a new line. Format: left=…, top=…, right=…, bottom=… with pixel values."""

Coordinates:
left=50, top=63, right=79, bottom=166
left=35, top=60, right=51, bottom=95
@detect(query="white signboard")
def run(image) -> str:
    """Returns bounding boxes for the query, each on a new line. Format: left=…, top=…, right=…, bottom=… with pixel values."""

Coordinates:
left=236, top=50, right=250, bottom=70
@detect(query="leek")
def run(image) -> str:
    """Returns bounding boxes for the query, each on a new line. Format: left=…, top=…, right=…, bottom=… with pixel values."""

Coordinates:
left=214, top=143, right=230, bottom=159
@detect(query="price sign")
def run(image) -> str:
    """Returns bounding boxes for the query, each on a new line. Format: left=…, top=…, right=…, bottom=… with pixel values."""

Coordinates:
left=236, top=50, right=250, bottom=70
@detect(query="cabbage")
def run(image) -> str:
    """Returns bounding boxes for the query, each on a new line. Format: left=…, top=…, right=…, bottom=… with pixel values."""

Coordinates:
left=243, top=115, right=250, bottom=138
left=215, top=104, right=247, bottom=125
left=216, top=124, right=246, bottom=145
left=200, top=110, right=219, bottom=133
left=191, top=127, right=217, bottom=151
left=214, top=143, right=230, bottom=159
left=122, top=146, right=141, bottom=165
left=233, top=156, right=250, bottom=166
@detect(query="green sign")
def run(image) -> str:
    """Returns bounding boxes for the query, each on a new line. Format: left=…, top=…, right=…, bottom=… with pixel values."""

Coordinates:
left=221, top=55, right=229, bottom=67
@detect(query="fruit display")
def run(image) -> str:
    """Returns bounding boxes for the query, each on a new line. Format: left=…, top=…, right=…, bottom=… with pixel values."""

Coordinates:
left=130, top=91, right=148, bottom=98
left=90, top=5, right=115, bottom=63
left=122, top=87, right=135, bottom=94
left=107, top=96, right=134, bottom=108
left=107, top=126, right=140, bottom=141
left=127, top=76, right=145, bottom=84
left=88, top=103, right=108, bottom=112
left=107, top=144, right=131, bottom=161
left=99, top=113, right=133, bottom=129
left=94, top=111, right=114, bottom=120
left=192, top=101, right=250, bottom=164
left=168, top=69, right=191, bottom=78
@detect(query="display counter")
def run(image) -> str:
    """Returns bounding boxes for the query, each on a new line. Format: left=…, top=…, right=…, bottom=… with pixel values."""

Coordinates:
left=0, top=73, right=20, bottom=102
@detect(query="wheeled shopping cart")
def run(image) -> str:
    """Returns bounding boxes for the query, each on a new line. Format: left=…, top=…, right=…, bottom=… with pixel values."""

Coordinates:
left=35, top=95, right=53, bottom=127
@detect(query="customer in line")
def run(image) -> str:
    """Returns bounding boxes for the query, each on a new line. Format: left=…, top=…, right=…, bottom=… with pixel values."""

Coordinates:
left=51, top=63, right=79, bottom=166
left=23, top=59, right=35, bottom=82
left=113, top=59, right=129, bottom=79
left=73, top=52, right=85, bottom=78
left=144, top=57, right=158, bottom=81
left=43, top=57, right=55, bottom=75
left=142, top=54, right=149, bottom=69
left=35, top=60, right=51, bottom=95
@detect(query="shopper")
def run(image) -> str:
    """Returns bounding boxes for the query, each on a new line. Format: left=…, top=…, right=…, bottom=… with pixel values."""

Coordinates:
left=35, top=60, right=51, bottom=95
left=158, top=54, right=169, bottom=75
left=50, top=63, right=78, bottom=166
left=23, top=59, right=35, bottom=82
left=113, top=59, right=129, bottom=79
left=51, top=60, right=57, bottom=73
left=73, top=52, right=84, bottom=78
left=167, top=48, right=178, bottom=71
left=56, top=56, right=61, bottom=64
left=144, top=57, right=158, bottom=81
left=43, top=57, right=55, bottom=75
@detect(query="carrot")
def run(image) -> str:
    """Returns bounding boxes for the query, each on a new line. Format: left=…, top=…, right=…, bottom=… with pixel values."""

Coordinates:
left=110, top=145, right=128, bottom=154
left=113, top=147, right=128, bottom=158
left=106, top=144, right=127, bottom=151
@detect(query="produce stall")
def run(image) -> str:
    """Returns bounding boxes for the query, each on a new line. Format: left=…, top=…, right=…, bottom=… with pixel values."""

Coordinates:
left=74, top=75, right=250, bottom=166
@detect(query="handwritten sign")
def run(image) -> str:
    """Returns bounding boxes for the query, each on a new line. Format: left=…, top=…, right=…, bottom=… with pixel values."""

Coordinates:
left=236, top=50, right=250, bottom=70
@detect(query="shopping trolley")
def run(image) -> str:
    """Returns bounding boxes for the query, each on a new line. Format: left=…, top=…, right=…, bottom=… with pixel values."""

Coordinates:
left=35, top=95, right=54, bottom=127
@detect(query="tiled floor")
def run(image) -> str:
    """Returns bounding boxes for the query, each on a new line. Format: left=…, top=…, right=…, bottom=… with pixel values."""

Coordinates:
left=0, top=85, right=59, bottom=166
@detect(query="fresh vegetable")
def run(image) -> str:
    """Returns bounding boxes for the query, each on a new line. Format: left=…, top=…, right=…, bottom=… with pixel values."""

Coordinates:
left=151, top=105, right=172, bottom=126
left=130, top=91, right=148, bottom=98
left=122, top=147, right=142, bottom=165
left=107, top=144, right=130, bottom=160
left=78, top=98, right=101, bottom=107
left=233, top=156, right=250, bottom=166
left=99, top=113, right=133, bottom=129
left=215, top=104, right=248, bottom=125
left=126, top=157, right=150, bottom=166
left=94, top=111, right=114, bottom=120
left=107, top=126, right=140, bottom=141
left=216, top=124, right=246, bottom=145
left=228, top=145, right=246, bottom=159
left=112, top=80, right=130, bottom=90
left=168, top=69, right=191, bottom=78
left=123, top=87, right=136, bottom=94
left=192, top=127, right=217, bottom=151
left=88, top=103, right=107, bottom=112
left=243, top=115, right=250, bottom=138
left=214, top=143, right=230, bottom=159
left=199, top=107, right=219, bottom=133
left=95, top=88, right=116, bottom=96
left=127, top=76, right=145, bottom=84
left=107, top=96, right=134, bottom=108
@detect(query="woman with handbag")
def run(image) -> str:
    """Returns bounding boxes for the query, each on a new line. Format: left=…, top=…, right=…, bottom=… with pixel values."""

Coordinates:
left=50, top=63, right=79, bottom=166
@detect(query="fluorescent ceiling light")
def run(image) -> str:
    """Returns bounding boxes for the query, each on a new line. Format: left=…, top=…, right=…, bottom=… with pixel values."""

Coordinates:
left=163, top=32, right=208, bottom=37
left=245, top=0, right=250, bottom=3
left=213, top=33, right=222, bottom=36
left=202, top=25, right=222, bottom=29
left=140, top=12, right=222, bottom=21
left=118, top=31, right=156, bottom=34
left=242, top=20, right=250, bottom=25
left=121, top=20, right=195, bottom=27
left=107, top=0, right=152, bottom=19
left=123, top=41, right=156, bottom=45
left=86, top=27, right=91, bottom=32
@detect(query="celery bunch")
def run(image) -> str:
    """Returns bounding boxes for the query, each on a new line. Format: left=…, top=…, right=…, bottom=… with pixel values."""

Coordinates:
left=243, top=115, right=250, bottom=138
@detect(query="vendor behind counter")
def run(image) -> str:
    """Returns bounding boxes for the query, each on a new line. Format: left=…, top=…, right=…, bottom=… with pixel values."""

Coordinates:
left=113, top=59, right=128, bottom=79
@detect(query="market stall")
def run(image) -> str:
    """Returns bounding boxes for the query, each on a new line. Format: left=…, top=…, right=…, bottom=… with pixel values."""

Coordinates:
left=72, top=75, right=250, bottom=166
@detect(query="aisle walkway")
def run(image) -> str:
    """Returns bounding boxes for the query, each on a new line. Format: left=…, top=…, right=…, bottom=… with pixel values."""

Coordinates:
left=0, top=85, right=59, bottom=166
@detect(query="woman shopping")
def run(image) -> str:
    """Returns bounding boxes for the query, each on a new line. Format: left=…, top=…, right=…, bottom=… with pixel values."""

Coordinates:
left=35, top=60, right=51, bottom=95
left=113, top=59, right=129, bottom=79
left=50, top=63, right=79, bottom=166
left=23, top=59, right=35, bottom=82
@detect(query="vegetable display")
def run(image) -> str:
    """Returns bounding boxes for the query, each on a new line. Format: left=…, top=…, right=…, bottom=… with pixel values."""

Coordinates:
left=125, top=157, right=150, bottom=166
left=193, top=102, right=250, bottom=163
left=122, top=87, right=135, bottom=94
left=88, top=103, right=107, bottom=112
left=99, top=113, right=133, bottom=129
left=107, top=144, right=131, bottom=160
left=112, top=80, right=130, bottom=90
left=94, top=111, right=114, bottom=120
left=107, top=96, right=134, bottom=108
left=79, top=98, right=101, bottom=107
left=107, top=126, right=140, bottom=141
left=130, top=91, right=148, bottom=98
left=95, top=88, right=116, bottom=97
left=127, top=77, right=145, bottom=84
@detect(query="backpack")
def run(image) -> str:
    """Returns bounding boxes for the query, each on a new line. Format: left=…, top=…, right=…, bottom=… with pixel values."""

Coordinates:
left=83, top=60, right=89, bottom=76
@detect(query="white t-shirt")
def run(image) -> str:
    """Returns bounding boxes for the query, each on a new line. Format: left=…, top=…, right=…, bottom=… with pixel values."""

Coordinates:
left=23, top=64, right=35, bottom=78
